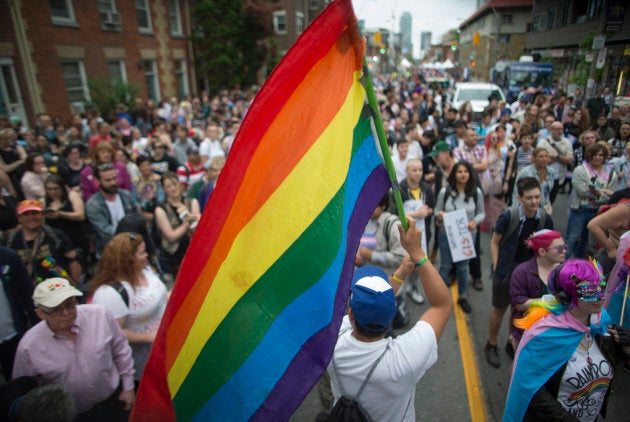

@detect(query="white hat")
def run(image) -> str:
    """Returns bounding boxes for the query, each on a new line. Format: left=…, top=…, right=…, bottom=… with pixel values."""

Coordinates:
left=33, top=278, right=83, bottom=307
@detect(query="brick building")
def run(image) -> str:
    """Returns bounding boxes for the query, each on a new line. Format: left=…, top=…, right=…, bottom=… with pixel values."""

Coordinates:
left=458, top=0, right=534, bottom=81
left=0, top=0, right=194, bottom=126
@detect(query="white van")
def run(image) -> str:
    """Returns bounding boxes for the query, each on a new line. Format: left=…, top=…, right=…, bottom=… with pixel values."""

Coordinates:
left=451, top=82, right=505, bottom=116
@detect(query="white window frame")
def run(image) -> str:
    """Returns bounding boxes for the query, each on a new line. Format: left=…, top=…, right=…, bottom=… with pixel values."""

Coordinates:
left=0, top=57, right=28, bottom=127
left=273, top=11, right=287, bottom=35
left=143, top=59, right=161, bottom=102
left=49, top=0, right=77, bottom=26
left=296, top=11, right=304, bottom=35
left=175, top=59, right=188, bottom=97
left=61, top=60, right=90, bottom=112
left=168, top=0, right=183, bottom=37
left=135, top=0, right=153, bottom=34
left=98, top=0, right=121, bottom=30
left=108, top=60, right=127, bottom=83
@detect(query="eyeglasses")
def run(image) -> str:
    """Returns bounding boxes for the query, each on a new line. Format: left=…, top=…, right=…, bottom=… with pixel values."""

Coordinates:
left=546, top=245, right=568, bottom=253
left=39, top=297, right=78, bottom=315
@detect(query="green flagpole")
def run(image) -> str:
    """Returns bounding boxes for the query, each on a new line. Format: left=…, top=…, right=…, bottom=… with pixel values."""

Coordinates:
left=362, top=57, right=409, bottom=231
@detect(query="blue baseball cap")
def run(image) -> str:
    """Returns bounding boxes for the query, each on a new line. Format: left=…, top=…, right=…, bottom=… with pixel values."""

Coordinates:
left=351, top=266, right=396, bottom=332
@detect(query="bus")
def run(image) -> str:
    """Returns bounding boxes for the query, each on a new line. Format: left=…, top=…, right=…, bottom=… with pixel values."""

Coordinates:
left=493, top=60, right=554, bottom=102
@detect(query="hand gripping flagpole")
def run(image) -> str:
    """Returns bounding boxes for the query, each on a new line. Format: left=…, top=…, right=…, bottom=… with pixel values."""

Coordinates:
left=361, top=57, right=409, bottom=231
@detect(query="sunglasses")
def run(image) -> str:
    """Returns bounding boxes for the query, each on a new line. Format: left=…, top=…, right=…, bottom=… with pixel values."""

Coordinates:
left=546, top=245, right=568, bottom=253
left=572, top=275, right=606, bottom=303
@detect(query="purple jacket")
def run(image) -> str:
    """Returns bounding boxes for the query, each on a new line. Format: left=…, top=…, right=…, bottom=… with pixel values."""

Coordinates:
left=509, top=256, right=549, bottom=344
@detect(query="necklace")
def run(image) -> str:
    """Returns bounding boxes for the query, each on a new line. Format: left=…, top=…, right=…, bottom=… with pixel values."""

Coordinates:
left=581, top=333, right=593, bottom=365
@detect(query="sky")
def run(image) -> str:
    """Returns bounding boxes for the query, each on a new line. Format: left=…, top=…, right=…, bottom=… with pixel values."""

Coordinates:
left=351, top=0, right=477, bottom=58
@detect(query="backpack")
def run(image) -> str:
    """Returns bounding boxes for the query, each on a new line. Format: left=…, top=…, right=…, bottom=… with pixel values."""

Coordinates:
left=327, top=344, right=390, bottom=422
left=499, top=206, right=548, bottom=246
left=85, top=281, right=129, bottom=307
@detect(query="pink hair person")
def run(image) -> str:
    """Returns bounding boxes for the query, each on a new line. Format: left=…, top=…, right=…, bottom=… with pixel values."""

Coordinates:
left=526, top=229, right=562, bottom=256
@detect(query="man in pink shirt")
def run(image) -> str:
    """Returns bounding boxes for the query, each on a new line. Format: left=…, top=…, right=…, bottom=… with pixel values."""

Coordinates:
left=12, top=278, right=135, bottom=421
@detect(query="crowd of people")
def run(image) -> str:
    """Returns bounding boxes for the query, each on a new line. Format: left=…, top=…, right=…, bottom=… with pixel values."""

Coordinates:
left=1, top=73, right=630, bottom=420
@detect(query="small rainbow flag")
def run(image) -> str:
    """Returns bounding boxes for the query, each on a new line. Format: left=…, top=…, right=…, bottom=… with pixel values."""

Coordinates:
left=131, top=1, right=390, bottom=420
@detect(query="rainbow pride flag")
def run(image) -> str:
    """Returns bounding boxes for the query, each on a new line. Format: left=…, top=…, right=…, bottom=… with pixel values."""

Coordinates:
left=131, top=1, right=390, bottom=420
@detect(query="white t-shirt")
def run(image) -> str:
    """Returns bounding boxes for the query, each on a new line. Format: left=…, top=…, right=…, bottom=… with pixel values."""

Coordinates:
left=328, top=316, right=438, bottom=421
left=557, top=340, right=612, bottom=422
left=199, top=138, right=225, bottom=160
left=92, top=267, right=167, bottom=379
left=105, top=195, right=125, bottom=228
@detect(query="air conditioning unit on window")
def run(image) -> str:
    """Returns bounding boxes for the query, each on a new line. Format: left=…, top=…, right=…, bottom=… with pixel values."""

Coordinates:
left=100, top=11, right=121, bottom=26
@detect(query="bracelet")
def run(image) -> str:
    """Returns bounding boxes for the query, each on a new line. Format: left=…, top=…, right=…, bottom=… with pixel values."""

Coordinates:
left=414, top=256, right=429, bottom=268
left=391, top=275, right=405, bottom=284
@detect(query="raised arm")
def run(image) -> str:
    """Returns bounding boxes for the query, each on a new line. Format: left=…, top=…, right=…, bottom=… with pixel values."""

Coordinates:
left=398, top=219, right=452, bottom=341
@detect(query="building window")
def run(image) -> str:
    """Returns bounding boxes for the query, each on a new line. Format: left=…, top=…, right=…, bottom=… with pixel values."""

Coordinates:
left=502, top=14, right=513, bottom=24
left=142, top=60, right=160, bottom=101
left=98, top=0, right=121, bottom=30
left=308, top=0, right=319, bottom=9
left=168, top=0, right=183, bottom=37
left=62, top=61, right=89, bottom=111
left=174, top=59, right=188, bottom=97
left=587, top=0, right=604, bottom=20
left=572, top=0, right=588, bottom=24
left=498, top=34, right=511, bottom=44
left=547, top=9, right=555, bottom=29
left=557, top=3, right=569, bottom=28
left=273, top=11, right=287, bottom=35
left=296, top=12, right=304, bottom=35
left=135, top=0, right=152, bottom=33
left=50, top=0, right=77, bottom=25
left=532, top=14, right=545, bottom=32
left=108, top=60, right=127, bottom=83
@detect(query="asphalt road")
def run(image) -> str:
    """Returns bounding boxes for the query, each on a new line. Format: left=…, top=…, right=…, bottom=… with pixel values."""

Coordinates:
left=291, top=192, right=630, bottom=421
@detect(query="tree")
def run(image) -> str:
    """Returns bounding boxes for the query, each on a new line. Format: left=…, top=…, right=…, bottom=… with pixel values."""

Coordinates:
left=193, top=0, right=278, bottom=93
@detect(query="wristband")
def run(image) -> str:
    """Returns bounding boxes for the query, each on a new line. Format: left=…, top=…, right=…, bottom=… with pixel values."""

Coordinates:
left=414, top=256, right=428, bottom=268
left=391, top=275, right=405, bottom=284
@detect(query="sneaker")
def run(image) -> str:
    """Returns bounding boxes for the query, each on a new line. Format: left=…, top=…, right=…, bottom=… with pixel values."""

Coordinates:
left=472, top=277, right=483, bottom=291
left=505, top=341, right=515, bottom=360
left=457, top=297, right=472, bottom=314
left=485, top=342, right=500, bottom=368
left=406, top=284, right=425, bottom=304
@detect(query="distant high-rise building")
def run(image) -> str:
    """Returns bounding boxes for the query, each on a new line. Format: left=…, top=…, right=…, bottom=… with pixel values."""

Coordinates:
left=399, top=12, right=412, bottom=55
left=420, top=31, right=432, bottom=54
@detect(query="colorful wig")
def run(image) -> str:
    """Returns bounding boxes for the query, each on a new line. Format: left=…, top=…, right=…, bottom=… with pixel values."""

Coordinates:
left=515, top=258, right=605, bottom=329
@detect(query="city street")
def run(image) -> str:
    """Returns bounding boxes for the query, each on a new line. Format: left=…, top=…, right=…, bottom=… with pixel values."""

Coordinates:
left=291, top=192, right=630, bottom=421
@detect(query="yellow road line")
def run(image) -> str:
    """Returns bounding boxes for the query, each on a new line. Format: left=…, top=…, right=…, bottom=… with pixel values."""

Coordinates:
left=451, top=285, right=487, bottom=422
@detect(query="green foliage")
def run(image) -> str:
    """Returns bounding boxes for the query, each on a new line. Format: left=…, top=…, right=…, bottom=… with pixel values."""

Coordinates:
left=193, top=0, right=274, bottom=93
left=87, top=79, right=140, bottom=119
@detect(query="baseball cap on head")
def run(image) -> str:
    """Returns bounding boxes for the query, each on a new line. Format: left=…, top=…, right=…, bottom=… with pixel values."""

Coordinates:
left=17, top=199, right=44, bottom=215
left=428, top=140, right=452, bottom=157
left=33, top=278, right=83, bottom=308
left=350, top=266, right=396, bottom=332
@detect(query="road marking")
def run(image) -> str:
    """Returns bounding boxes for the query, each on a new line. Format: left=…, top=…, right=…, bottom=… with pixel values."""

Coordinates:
left=451, top=285, right=487, bottom=422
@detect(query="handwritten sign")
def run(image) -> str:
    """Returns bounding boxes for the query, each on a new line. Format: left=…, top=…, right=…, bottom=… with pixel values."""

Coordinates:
left=443, top=209, right=476, bottom=263
left=403, top=199, right=428, bottom=253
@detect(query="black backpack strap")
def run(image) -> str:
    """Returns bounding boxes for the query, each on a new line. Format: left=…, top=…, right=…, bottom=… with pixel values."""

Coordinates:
left=500, top=207, right=520, bottom=246
left=112, top=281, right=129, bottom=308
left=355, top=344, right=390, bottom=400
left=331, top=343, right=390, bottom=400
